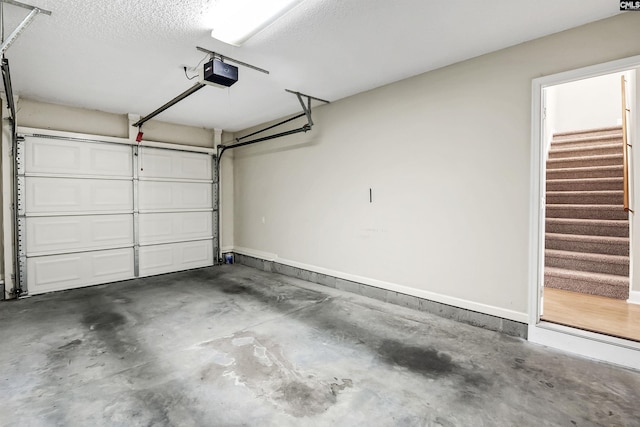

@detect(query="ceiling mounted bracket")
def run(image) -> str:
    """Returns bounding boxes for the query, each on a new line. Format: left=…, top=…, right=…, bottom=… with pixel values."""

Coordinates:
left=286, top=88, right=329, bottom=128
left=196, top=46, right=269, bottom=75
left=0, top=0, right=51, bottom=56
left=218, top=89, right=330, bottom=159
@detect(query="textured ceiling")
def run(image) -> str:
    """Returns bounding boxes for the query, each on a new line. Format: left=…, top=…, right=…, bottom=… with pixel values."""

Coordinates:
left=2, top=0, right=621, bottom=132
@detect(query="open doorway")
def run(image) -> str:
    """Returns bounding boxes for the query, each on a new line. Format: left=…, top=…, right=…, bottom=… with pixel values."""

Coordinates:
left=541, top=71, right=640, bottom=341
left=529, top=56, right=640, bottom=370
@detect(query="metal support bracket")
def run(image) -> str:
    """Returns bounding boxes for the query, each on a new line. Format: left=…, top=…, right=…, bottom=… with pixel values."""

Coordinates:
left=1, top=0, right=51, bottom=14
left=0, top=0, right=51, bottom=56
left=288, top=89, right=316, bottom=127
left=224, top=89, right=330, bottom=154
left=196, top=46, right=269, bottom=75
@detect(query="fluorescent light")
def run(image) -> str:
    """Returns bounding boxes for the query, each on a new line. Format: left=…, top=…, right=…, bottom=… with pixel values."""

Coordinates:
left=209, top=0, right=303, bottom=46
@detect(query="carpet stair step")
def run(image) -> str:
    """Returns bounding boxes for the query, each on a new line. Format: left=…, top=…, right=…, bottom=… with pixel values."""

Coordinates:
left=545, top=233, right=629, bottom=256
left=543, top=126, right=629, bottom=301
left=545, top=218, right=628, bottom=238
left=552, top=126, right=622, bottom=142
left=546, top=153, right=623, bottom=169
left=548, top=143, right=622, bottom=159
left=546, top=165, right=623, bottom=180
left=545, top=190, right=623, bottom=205
left=544, top=267, right=629, bottom=299
left=546, top=177, right=623, bottom=192
left=545, top=204, right=628, bottom=220
left=545, top=249, right=629, bottom=276
left=550, top=133, right=623, bottom=148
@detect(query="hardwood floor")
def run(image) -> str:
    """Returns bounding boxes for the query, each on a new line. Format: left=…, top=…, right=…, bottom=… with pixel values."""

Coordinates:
left=542, top=287, right=640, bottom=342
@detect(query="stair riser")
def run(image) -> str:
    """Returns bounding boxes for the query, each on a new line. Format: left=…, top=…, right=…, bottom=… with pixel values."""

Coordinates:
left=547, top=155, right=623, bottom=169
left=548, top=145, right=622, bottom=159
left=545, top=221, right=629, bottom=238
left=546, top=180, right=622, bottom=192
left=545, top=206, right=628, bottom=220
left=545, top=255, right=628, bottom=276
left=546, top=193, right=623, bottom=205
left=545, top=238, right=629, bottom=256
left=547, top=167, right=623, bottom=180
left=551, top=135, right=623, bottom=148
left=544, top=275, right=628, bottom=299
left=553, top=128, right=622, bottom=141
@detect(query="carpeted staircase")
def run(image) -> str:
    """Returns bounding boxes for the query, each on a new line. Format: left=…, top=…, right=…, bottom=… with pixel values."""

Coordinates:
left=545, top=125, right=630, bottom=300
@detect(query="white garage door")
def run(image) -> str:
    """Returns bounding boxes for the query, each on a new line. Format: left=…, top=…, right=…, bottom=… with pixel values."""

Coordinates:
left=18, top=135, right=216, bottom=295
left=137, top=147, right=214, bottom=277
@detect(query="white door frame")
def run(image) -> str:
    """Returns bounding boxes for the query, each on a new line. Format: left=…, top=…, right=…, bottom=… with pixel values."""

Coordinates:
left=529, top=54, right=640, bottom=370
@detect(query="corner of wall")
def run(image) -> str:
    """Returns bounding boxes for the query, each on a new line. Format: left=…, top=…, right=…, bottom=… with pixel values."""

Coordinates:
left=218, top=129, right=234, bottom=251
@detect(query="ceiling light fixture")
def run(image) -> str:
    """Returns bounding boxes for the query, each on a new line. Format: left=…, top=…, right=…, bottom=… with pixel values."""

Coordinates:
left=209, top=0, right=303, bottom=46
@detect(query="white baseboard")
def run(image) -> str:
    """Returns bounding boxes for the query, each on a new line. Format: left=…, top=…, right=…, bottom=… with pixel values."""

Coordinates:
left=529, top=322, right=640, bottom=371
left=627, top=290, right=640, bottom=305
left=232, top=246, right=277, bottom=262
left=277, top=256, right=528, bottom=323
left=230, top=247, right=528, bottom=323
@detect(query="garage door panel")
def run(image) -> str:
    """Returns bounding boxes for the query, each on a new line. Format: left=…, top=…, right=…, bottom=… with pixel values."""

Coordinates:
left=20, top=136, right=216, bottom=296
left=29, top=140, right=81, bottom=172
left=26, top=177, right=133, bottom=214
left=139, top=240, right=213, bottom=277
left=26, top=138, right=132, bottom=177
left=138, top=181, right=212, bottom=211
left=139, top=212, right=212, bottom=245
left=27, top=248, right=134, bottom=295
left=92, top=216, right=133, bottom=242
left=139, top=148, right=212, bottom=181
left=89, top=147, right=132, bottom=176
left=26, top=215, right=133, bottom=255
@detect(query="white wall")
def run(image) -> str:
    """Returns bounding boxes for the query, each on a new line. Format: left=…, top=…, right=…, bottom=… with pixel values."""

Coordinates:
left=233, top=13, right=640, bottom=322
left=17, top=99, right=215, bottom=147
left=547, top=72, right=624, bottom=135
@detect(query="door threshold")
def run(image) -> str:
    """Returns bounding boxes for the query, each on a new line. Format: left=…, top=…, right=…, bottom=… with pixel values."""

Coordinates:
left=529, top=321, right=640, bottom=371
left=540, top=317, right=640, bottom=344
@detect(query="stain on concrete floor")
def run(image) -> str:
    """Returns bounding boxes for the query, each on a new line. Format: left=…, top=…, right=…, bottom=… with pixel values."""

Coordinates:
left=0, top=265, right=639, bottom=426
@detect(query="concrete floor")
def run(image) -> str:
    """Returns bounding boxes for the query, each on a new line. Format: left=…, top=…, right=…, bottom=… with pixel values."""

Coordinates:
left=1, top=265, right=639, bottom=426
